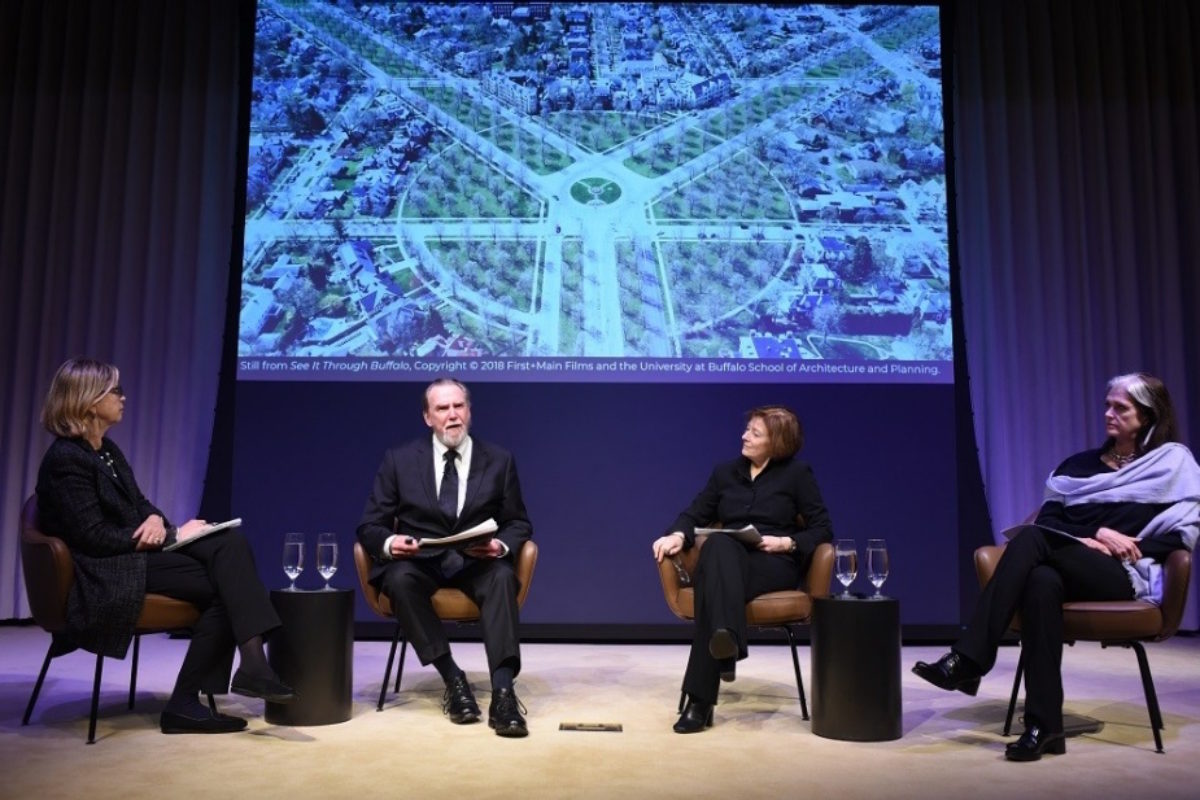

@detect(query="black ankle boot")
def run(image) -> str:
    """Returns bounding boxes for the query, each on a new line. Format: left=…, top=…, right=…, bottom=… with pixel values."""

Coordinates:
left=673, top=698, right=714, bottom=733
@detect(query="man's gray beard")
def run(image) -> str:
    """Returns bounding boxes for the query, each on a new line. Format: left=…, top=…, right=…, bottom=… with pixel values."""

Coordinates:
left=437, top=428, right=467, bottom=448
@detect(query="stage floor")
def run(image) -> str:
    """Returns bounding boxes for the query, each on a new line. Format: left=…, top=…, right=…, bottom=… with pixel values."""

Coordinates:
left=1, top=626, right=1198, bottom=799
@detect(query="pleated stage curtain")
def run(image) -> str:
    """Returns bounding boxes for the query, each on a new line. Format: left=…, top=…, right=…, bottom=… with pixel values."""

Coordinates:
left=0, top=0, right=1197, bottom=624
left=0, top=0, right=245, bottom=617
left=953, top=0, right=1200, bottom=624
left=954, top=0, right=1199, bottom=532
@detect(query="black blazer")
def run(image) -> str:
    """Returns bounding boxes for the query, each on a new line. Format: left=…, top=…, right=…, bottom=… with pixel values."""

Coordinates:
left=668, top=455, right=834, bottom=569
left=36, top=436, right=168, bottom=658
left=356, top=436, right=533, bottom=583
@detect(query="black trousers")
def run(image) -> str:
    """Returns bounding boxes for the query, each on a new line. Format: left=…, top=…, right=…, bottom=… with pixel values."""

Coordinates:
left=682, top=534, right=801, bottom=705
left=954, top=527, right=1133, bottom=731
left=144, top=530, right=281, bottom=695
left=377, top=552, right=521, bottom=680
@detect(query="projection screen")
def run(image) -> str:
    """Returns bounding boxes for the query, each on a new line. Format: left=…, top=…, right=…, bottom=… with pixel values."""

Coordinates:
left=238, top=1, right=950, bottom=385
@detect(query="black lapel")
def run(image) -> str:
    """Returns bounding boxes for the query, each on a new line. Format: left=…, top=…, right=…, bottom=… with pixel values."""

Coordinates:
left=462, top=442, right=488, bottom=518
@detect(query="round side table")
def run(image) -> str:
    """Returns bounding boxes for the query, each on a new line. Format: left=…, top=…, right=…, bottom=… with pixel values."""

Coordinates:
left=810, top=595, right=902, bottom=741
left=266, top=588, right=354, bottom=726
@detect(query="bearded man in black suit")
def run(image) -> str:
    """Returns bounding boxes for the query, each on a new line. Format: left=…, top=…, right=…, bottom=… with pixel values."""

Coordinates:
left=357, top=378, right=533, bottom=737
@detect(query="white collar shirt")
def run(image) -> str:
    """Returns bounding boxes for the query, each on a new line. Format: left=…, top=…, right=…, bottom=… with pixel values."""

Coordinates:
left=432, top=434, right=472, bottom=516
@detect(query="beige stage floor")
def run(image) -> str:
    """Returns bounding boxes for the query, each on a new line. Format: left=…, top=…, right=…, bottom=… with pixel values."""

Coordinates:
left=1, top=626, right=1197, bottom=799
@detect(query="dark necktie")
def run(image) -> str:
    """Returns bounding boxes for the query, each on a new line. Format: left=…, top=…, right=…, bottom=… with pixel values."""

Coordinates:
left=438, top=449, right=459, bottom=524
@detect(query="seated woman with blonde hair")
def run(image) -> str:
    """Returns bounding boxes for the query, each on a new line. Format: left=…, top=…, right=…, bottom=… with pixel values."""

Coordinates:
left=36, top=357, right=295, bottom=734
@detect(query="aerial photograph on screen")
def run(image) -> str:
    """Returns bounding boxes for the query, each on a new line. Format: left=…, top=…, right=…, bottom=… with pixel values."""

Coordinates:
left=239, top=1, right=950, bottom=382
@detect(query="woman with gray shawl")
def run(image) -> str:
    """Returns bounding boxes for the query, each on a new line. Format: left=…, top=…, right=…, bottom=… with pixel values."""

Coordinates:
left=913, top=373, right=1200, bottom=761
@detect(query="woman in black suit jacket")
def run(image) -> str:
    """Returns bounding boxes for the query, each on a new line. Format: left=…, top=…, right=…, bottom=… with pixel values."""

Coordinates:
left=652, top=405, right=834, bottom=733
left=35, top=358, right=294, bottom=734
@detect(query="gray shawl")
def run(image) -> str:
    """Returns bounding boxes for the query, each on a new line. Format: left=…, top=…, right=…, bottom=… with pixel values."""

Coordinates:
left=1044, top=443, right=1200, bottom=603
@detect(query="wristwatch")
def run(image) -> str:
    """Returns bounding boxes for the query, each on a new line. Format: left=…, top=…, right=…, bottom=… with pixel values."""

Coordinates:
left=787, top=538, right=797, bottom=553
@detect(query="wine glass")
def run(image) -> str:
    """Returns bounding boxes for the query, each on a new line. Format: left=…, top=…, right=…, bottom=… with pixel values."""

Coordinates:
left=866, top=538, right=889, bottom=599
left=317, top=532, right=338, bottom=590
left=282, top=532, right=304, bottom=591
left=834, top=539, right=858, bottom=597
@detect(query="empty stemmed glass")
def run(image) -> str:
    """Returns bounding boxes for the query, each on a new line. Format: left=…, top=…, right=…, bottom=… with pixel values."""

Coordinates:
left=834, top=539, right=858, bottom=597
left=282, top=532, right=304, bottom=591
left=866, top=538, right=889, bottom=599
left=317, top=532, right=338, bottom=590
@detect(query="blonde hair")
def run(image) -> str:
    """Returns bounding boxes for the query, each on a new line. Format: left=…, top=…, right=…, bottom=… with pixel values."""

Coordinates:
left=41, top=358, right=120, bottom=438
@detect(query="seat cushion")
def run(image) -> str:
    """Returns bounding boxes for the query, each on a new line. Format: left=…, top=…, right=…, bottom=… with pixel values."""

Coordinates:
left=746, top=591, right=811, bottom=626
left=136, top=593, right=202, bottom=631
left=671, top=588, right=811, bottom=626
left=430, top=589, right=481, bottom=621
left=1062, top=601, right=1163, bottom=640
left=363, top=586, right=481, bottom=622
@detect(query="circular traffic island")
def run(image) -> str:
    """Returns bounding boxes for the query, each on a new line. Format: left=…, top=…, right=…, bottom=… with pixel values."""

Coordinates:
left=570, top=177, right=622, bottom=205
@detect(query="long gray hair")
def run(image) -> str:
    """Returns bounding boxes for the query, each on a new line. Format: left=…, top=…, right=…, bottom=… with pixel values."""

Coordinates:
left=1105, top=372, right=1178, bottom=453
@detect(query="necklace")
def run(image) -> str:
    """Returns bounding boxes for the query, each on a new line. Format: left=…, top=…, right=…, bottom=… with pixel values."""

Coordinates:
left=1109, top=449, right=1137, bottom=468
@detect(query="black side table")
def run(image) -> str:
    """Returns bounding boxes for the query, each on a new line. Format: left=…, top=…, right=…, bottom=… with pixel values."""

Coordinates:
left=810, top=595, right=902, bottom=741
left=266, top=588, right=354, bottom=726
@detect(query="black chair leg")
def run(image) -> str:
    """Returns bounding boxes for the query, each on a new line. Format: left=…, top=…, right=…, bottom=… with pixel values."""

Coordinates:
left=782, top=626, right=809, bottom=720
left=127, top=634, right=141, bottom=710
left=206, top=693, right=218, bottom=714
left=87, top=652, right=105, bottom=744
left=1129, top=641, right=1165, bottom=753
left=23, top=644, right=55, bottom=725
left=394, top=639, right=409, bottom=693
left=1004, top=648, right=1025, bottom=736
left=377, top=624, right=402, bottom=711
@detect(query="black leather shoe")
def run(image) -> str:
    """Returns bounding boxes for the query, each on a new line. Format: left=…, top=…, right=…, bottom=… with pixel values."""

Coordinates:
left=912, top=652, right=982, bottom=696
left=1005, top=726, right=1066, bottom=761
left=231, top=669, right=297, bottom=703
left=160, top=704, right=247, bottom=734
left=709, top=628, right=738, bottom=660
left=442, top=674, right=481, bottom=724
left=709, top=629, right=738, bottom=682
left=673, top=698, right=714, bottom=733
left=705, top=633, right=734, bottom=681
left=205, top=696, right=248, bottom=726
left=488, top=687, right=528, bottom=737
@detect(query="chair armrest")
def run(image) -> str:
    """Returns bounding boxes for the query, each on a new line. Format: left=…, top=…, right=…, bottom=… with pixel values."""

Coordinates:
left=352, top=540, right=373, bottom=592
left=656, top=554, right=689, bottom=619
left=20, top=535, right=74, bottom=631
left=804, top=542, right=835, bottom=598
left=654, top=537, right=704, bottom=620
left=352, top=541, right=391, bottom=619
left=19, top=496, right=75, bottom=631
left=975, top=544, right=1006, bottom=588
left=1157, top=548, right=1192, bottom=640
left=513, top=540, right=538, bottom=607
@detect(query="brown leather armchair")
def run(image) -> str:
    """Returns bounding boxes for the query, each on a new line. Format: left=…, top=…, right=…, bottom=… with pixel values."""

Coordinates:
left=975, top=542, right=1192, bottom=752
left=353, top=539, right=539, bottom=711
left=19, top=495, right=207, bottom=743
left=656, top=535, right=835, bottom=719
